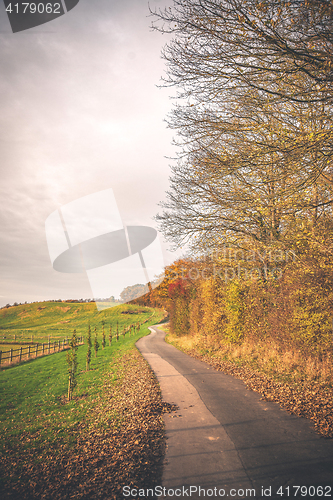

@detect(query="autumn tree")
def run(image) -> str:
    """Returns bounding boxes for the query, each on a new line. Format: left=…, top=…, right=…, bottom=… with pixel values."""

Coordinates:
left=151, top=0, right=333, bottom=254
left=151, top=0, right=333, bottom=105
left=156, top=96, right=333, bottom=252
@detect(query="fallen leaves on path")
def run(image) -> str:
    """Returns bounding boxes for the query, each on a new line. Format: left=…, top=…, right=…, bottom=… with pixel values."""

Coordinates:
left=184, top=348, right=333, bottom=439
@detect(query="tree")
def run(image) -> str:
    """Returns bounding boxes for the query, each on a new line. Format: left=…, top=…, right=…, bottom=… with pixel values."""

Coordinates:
left=67, top=329, right=78, bottom=401
left=86, top=324, right=92, bottom=371
left=94, top=327, right=99, bottom=357
left=156, top=95, right=333, bottom=251
left=152, top=0, right=333, bottom=254
left=102, top=321, right=106, bottom=349
left=151, top=0, right=333, bottom=105
left=120, top=284, right=149, bottom=303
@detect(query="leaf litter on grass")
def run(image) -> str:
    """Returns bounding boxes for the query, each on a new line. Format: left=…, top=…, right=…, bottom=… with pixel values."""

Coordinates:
left=0, top=349, right=166, bottom=500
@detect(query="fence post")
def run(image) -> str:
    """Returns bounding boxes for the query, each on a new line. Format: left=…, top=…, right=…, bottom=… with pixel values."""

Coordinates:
left=10, top=349, right=13, bottom=364
left=42, top=343, right=45, bottom=355
left=19, top=347, right=22, bottom=362
left=0, top=351, right=2, bottom=366
left=48, top=340, right=50, bottom=354
left=58, top=340, right=61, bottom=351
left=35, top=344, right=38, bottom=358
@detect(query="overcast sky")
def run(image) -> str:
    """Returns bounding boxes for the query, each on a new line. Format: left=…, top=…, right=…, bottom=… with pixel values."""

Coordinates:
left=0, top=0, right=182, bottom=307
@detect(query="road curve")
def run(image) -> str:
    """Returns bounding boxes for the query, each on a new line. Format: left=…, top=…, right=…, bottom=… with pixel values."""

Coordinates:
left=136, top=325, right=333, bottom=500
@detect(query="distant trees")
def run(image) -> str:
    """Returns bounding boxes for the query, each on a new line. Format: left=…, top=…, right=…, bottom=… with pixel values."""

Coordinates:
left=120, top=284, right=149, bottom=303
left=151, top=0, right=333, bottom=254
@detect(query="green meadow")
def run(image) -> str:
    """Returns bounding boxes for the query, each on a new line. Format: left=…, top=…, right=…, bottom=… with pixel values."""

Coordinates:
left=0, top=300, right=152, bottom=343
left=0, top=301, right=164, bottom=465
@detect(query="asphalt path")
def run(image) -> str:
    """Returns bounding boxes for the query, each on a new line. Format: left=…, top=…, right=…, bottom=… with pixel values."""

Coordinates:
left=136, top=326, right=333, bottom=500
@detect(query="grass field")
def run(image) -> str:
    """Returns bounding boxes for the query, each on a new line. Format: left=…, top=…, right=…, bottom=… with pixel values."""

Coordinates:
left=0, top=301, right=165, bottom=497
left=0, top=301, right=152, bottom=343
left=0, top=323, right=155, bottom=451
left=0, top=344, right=32, bottom=351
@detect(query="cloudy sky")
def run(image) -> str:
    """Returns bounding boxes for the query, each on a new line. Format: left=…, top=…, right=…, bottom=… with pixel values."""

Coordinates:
left=0, top=0, right=182, bottom=307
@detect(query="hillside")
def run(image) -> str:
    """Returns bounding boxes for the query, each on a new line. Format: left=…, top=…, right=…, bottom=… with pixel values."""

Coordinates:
left=0, top=301, right=153, bottom=343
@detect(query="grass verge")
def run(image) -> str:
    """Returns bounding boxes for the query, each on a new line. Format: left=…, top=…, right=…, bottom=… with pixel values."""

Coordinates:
left=165, top=329, right=333, bottom=439
left=0, top=310, right=166, bottom=500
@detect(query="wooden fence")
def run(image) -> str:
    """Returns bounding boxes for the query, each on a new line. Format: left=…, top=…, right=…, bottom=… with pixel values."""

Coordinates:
left=0, top=310, right=158, bottom=368
left=0, top=336, right=83, bottom=367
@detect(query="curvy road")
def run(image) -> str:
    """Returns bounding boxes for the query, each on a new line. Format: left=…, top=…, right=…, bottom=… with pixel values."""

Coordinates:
left=136, top=326, right=333, bottom=500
